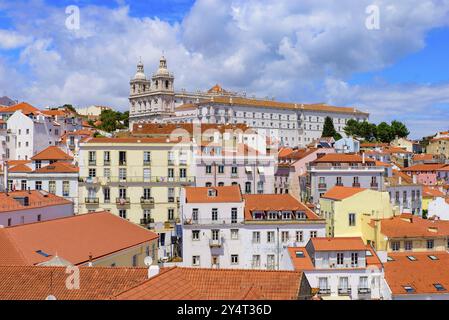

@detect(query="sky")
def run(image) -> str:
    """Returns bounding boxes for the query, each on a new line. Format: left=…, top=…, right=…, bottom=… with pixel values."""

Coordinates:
left=0, top=0, right=449, bottom=139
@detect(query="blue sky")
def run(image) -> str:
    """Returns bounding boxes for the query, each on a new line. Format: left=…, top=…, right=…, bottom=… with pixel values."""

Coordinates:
left=0, top=0, right=448, bottom=138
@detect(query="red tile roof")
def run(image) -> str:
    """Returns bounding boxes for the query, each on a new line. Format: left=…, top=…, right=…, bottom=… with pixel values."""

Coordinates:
left=423, top=186, right=445, bottom=198
left=0, top=266, right=149, bottom=300
left=0, top=212, right=158, bottom=266
left=403, top=164, right=447, bottom=172
left=378, top=214, right=449, bottom=239
left=413, top=154, right=434, bottom=162
left=31, top=146, right=73, bottom=161
left=8, top=163, right=32, bottom=173
left=115, top=267, right=306, bottom=300
left=85, top=137, right=184, bottom=144
left=322, top=186, right=366, bottom=200
left=33, top=162, right=79, bottom=173
left=385, top=251, right=449, bottom=296
left=311, top=237, right=367, bottom=251
left=243, top=194, right=320, bottom=220
left=0, top=190, right=72, bottom=213
left=185, top=186, right=243, bottom=203
left=131, top=123, right=251, bottom=135
left=0, top=102, right=40, bottom=115
left=312, top=153, right=375, bottom=163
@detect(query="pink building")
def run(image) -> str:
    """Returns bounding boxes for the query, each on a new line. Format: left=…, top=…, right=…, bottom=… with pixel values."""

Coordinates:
left=403, top=164, right=448, bottom=186
left=0, top=190, right=74, bottom=227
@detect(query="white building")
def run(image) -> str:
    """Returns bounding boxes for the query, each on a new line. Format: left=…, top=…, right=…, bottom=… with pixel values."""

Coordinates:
left=0, top=190, right=74, bottom=227
left=75, top=105, right=112, bottom=118
left=181, top=185, right=326, bottom=270
left=2, top=146, right=79, bottom=211
left=282, top=237, right=389, bottom=300
left=428, top=197, right=449, bottom=220
left=128, top=57, right=369, bottom=147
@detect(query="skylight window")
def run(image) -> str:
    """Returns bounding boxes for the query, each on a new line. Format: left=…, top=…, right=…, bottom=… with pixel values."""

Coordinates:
left=295, top=251, right=305, bottom=258
left=35, top=250, right=51, bottom=257
left=428, top=255, right=439, bottom=261
left=434, top=283, right=446, bottom=291
left=406, top=256, right=417, bottom=261
left=387, top=256, right=394, bottom=262
left=403, top=285, right=415, bottom=293
left=365, top=250, right=373, bottom=257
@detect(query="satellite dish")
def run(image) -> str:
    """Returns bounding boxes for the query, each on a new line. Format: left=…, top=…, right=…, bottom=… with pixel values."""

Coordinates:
left=45, top=295, right=57, bottom=300
left=144, top=256, right=153, bottom=266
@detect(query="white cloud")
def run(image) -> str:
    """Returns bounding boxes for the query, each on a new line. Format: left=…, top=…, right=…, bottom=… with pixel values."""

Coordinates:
left=0, top=29, right=31, bottom=49
left=0, top=0, right=448, bottom=136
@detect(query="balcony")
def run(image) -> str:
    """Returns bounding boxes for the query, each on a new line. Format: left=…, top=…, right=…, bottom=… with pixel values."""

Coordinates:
left=209, top=239, right=222, bottom=248
left=140, top=197, right=154, bottom=205
left=116, top=197, right=130, bottom=205
left=370, top=182, right=378, bottom=188
left=79, top=177, right=100, bottom=184
left=104, top=160, right=110, bottom=166
left=119, top=160, right=127, bottom=166
left=318, top=288, right=331, bottom=295
left=335, top=182, right=343, bottom=187
left=140, top=217, right=155, bottom=225
left=358, top=287, right=371, bottom=294
left=231, top=173, right=239, bottom=178
left=168, top=196, right=175, bottom=203
left=318, top=183, right=327, bottom=189
left=143, top=160, right=151, bottom=166
left=88, top=160, right=96, bottom=166
left=352, top=183, right=361, bottom=187
left=338, top=288, right=352, bottom=296
left=183, top=218, right=244, bottom=226
left=85, top=197, right=99, bottom=204
left=167, top=159, right=175, bottom=166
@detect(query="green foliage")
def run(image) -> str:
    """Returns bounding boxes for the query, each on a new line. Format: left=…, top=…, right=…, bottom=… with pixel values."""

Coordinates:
left=97, top=109, right=129, bottom=132
left=322, top=116, right=338, bottom=139
left=343, top=119, right=409, bottom=143
left=422, top=209, right=428, bottom=219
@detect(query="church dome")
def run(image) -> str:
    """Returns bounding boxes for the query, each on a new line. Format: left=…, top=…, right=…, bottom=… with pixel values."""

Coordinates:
left=134, top=60, right=146, bottom=80
left=156, top=55, right=169, bottom=75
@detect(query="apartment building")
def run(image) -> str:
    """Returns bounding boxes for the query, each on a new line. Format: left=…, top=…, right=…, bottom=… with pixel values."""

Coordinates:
left=385, top=170, right=422, bottom=215
left=402, top=163, right=449, bottom=185
left=3, top=146, right=79, bottom=210
left=181, top=186, right=326, bottom=270
left=305, top=154, right=385, bottom=204
left=0, top=190, right=73, bottom=227
left=78, top=137, right=195, bottom=260
left=284, top=237, right=388, bottom=300
left=426, top=136, right=449, bottom=159
left=0, top=212, right=158, bottom=267
left=367, top=214, right=449, bottom=253
left=319, top=186, right=394, bottom=239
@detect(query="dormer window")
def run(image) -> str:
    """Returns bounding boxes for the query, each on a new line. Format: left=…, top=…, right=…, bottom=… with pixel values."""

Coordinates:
left=296, top=211, right=306, bottom=220
left=207, top=189, right=217, bottom=197
left=282, top=212, right=291, bottom=220
left=268, top=212, right=277, bottom=220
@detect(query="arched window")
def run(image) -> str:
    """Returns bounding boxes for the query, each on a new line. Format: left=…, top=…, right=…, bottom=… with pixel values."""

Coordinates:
left=218, top=182, right=224, bottom=187
left=205, top=182, right=212, bottom=187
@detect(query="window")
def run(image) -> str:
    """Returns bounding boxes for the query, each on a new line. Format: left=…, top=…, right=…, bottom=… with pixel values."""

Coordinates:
left=7, top=218, right=11, bottom=227
left=132, top=254, right=138, bottom=267
left=339, top=277, right=349, bottom=291
left=119, top=209, right=127, bottom=219
left=104, top=151, right=110, bottom=164
left=281, top=231, right=289, bottom=243
left=407, top=255, right=417, bottom=261
left=119, top=168, right=127, bottom=181
left=48, top=181, right=56, bottom=194
left=104, top=168, right=111, bottom=178
left=62, top=181, right=70, bottom=197
left=267, top=231, right=275, bottom=243
left=205, top=165, right=212, bottom=174
left=245, top=182, right=252, bottom=194
left=192, top=230, right=200, bottom=240
left=405, top=241, right=413, bottom=251
left=427, top=239, right=434, bottom=249
left=267, top=255, right=275, bottom=270
left=336, top=177, right=342, bottom=186
left=348, top=213, right=356, bottom=226
left=231, top=208, right=238, bottom=224
left=168, top=208, right=174, bottom=221
left=296, top=231, right=303, bottom=242
left=434, top=283, right=446, bottom=291
left=211, top=208, right=218, bottom=221
left=192, top=256, right=200, bottom=266
left=337, top=252, right=344, bottom=265
left=21, top=180, right=27, bottom=191
left=318, top=277, right=329, bottom=291
left=179, top=168, right=187, bottom=178
left=231, top=255, right=239, bottom=264
left=35, top=161, right=42, bottom=169
left=428, top=255, right=438, bottom=261
left=403, top=285, right=415, bottom=293
left=88, top=168, right=96, bottom=178
left=391, top=241, right=400, bottom=251
left=351, top=252, right=358, bottom=266
left=103, top=187, right=110, bottom=202
left=252, top=255, right=261, bottom=268
left=37, top=214, right=41, bottom=222
left=257, top=181, right=264, bottom=194
left=231, top=166, right=238, bottom=175
left=119, top=151, right=127, bottom=165
left=192, top=208, right=198, bottom=222
left=143, top=168, right=151, bottom=182
left=119, top=188, right=127, bottom=199
left=359, top=276, right=368, bottom=289
left=88, top=151, right=96, bottom=164
left=143, top=151, right=151, bottom=164
left=252, top=232, right=261, bottom=243
left=231, top=229, right=239, bottom=240
left=211, top=229, right=219, bottom=241
left=218, top=165, right=224, bottom=174
left=310, top=231, right=317, bottom=238
left=143, top=188, right=151, bottom=199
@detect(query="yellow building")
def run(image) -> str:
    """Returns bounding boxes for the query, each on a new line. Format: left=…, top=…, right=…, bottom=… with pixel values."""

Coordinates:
left=367, top=214, right=449, bottom=253
left=78, top=137, right=194, bottom=258
left=319, top=186, right=394, bottom=241
left=426, top=137, right=449, bottom=158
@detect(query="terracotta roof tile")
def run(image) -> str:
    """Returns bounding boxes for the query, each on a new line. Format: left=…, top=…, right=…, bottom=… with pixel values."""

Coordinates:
left=115, top=267, right=305, bottom=300
left=185, top=186, right=243, bottom=203
left=311, top=237, right=367, bottom=251
left=31, top=146, right=73, bottom=161
left=312, top=153, right=375, bottom=163
left=0, top=102, right=40, bottom=114
left=403, top=164, right=447, bottom=172
left=8, top=163, right=32, bottom=173
left=423, top=186, right=445, bottom=198
left=379, top=214, right=449, bottom=238
left=0, top=212, right=158, bottom=266
left=33, top=162, right=79, bottom=173
left=322, top=186, right=366, bottom=200
left=0, top=190, right=72, bottom=213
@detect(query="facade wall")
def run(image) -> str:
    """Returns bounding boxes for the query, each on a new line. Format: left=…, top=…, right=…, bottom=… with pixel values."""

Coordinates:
left=0, top=203, right=74, bottom=227
left=387, top=184, right=422, bottom=215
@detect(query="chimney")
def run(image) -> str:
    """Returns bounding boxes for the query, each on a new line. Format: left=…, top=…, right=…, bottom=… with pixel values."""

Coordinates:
left=398, top=176, right=402, bottom=185
left=362, top=152, right=366, bottom=164
left=88, top=253, right=93, bottom=267
left=148, top=265, right=160, bottom=279
left=412, top=175, right=417, bottom=184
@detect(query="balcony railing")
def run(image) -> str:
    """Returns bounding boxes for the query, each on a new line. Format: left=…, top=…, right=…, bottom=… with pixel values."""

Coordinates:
left=88, top=160, right=96, bottom=166
left=116, top=197, right=130, bottom=205
left=183, top=219, right=244, bottom=225
left=318, top=288, right=331, bottom=295
left=143, top=160, right=151, bottom=166
left=140, top=217, right=155, bottom=225
left=140, top=197, right=154, bottom=205
left=338, top=288, right=352, bottom=295
left=318, top=183, right=327, bottom=189
left=309, top=165, right=384, bottom=171
left=168, top=159, right=175, bottom=166
left=370, top=182, right=378, bottom=188
left=104, top=160, right=110, bottom=166
left=85, top=197, right=99, bottom=204
left=79, top=176, right=196, bottom=184
left=209, top=239, right=222, bottom=247
left=335, top=182, right=343, bottom=187
left=358, top=287, right=371, bottom=294
left=352, top=183, right=361, bottom=187
left=119, top=160, right=127, bottom=166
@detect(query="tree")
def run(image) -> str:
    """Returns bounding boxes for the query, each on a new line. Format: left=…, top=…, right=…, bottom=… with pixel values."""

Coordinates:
left=390, top=120, right=409, bottom=138
left=376, top=122, right=393, bottom=143
left=343, top=119, right=361, bottom=137
left=97, top=109, right=129, bottom=132
left=322, top=116, right=341, bottom=140
left=359, top=121, right=377, bottom=141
